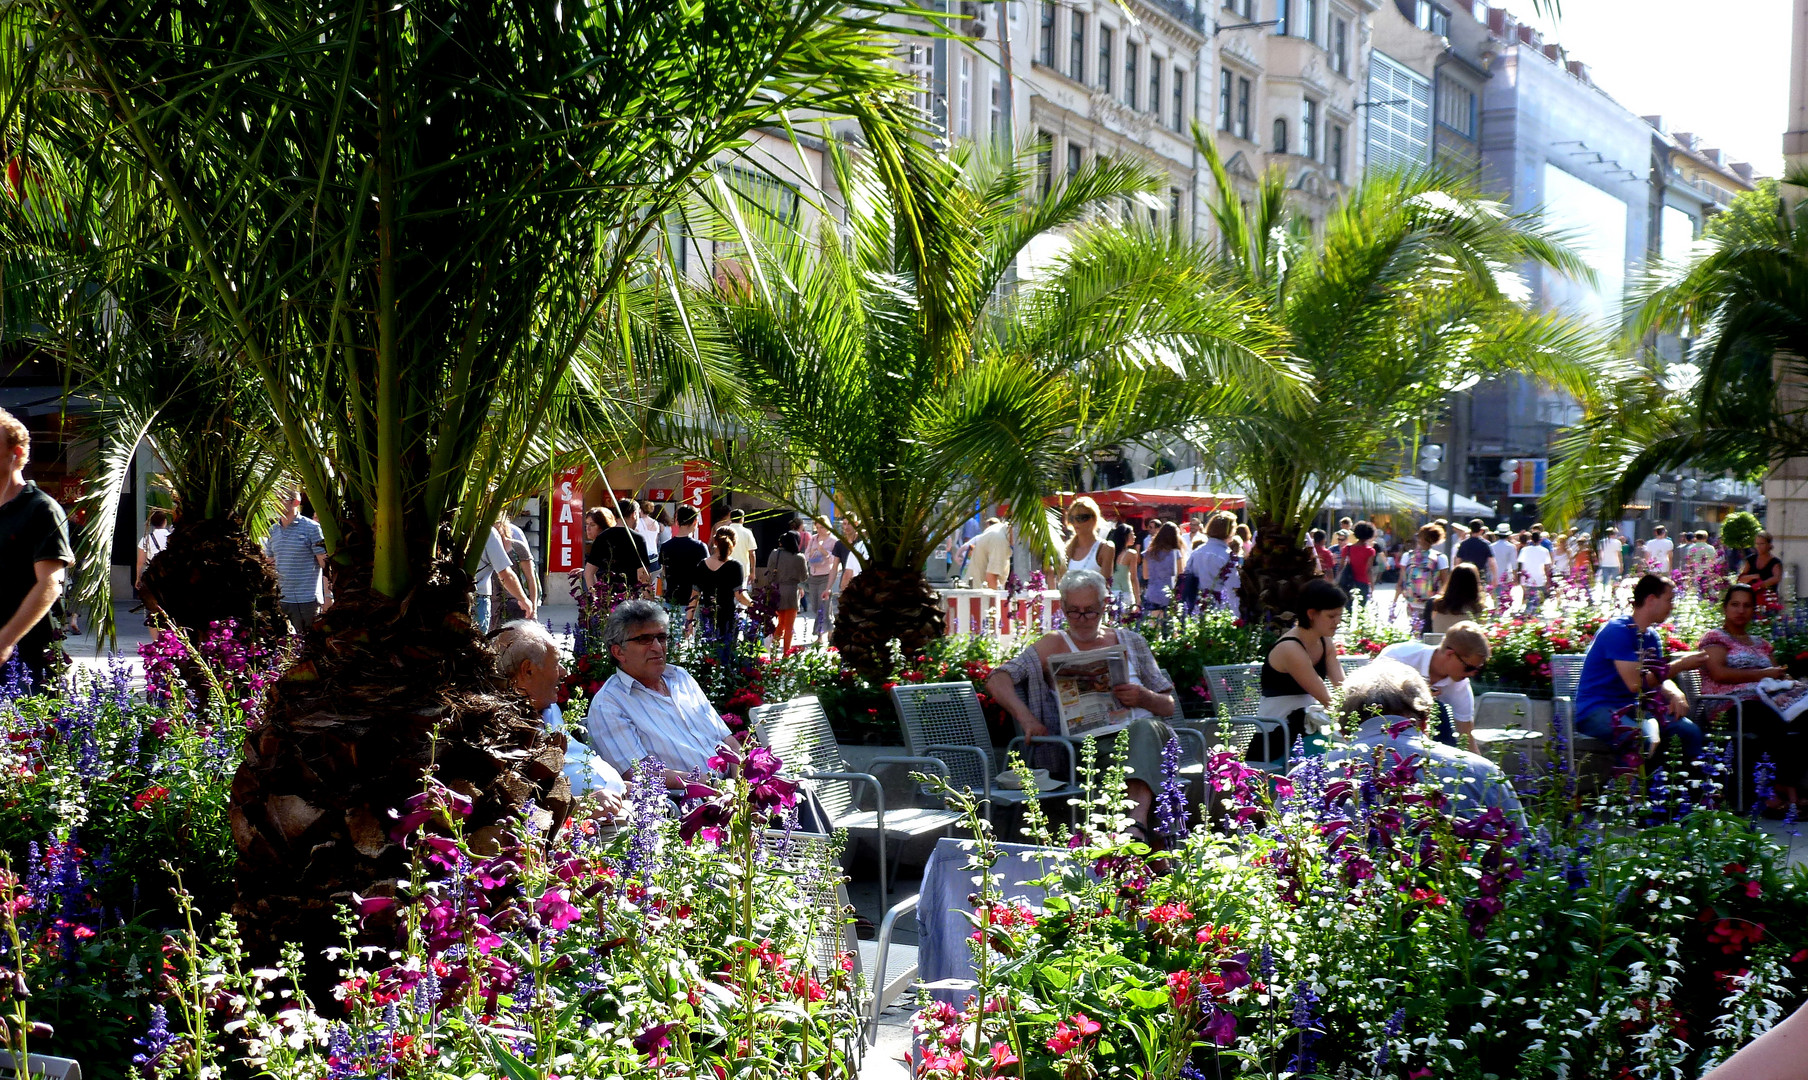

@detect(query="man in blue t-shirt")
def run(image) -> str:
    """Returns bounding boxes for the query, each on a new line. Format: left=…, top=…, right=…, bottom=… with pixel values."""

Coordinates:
left=1573, top=573, right=1706, bottom=763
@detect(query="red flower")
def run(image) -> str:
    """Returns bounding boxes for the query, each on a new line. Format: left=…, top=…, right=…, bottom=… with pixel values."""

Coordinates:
left=133, top=786, right=171, bottom=811
left=987, top=1043, right=1019, bottom=1071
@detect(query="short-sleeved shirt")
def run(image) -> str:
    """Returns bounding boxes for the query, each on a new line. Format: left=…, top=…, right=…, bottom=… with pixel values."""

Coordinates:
left=586, top=526, right=648, bottom=591
left=584, top=664, right=732, bottom=776
left=1456, top=535, right=1494, bottom=572
left=0, top=483, right=73, bottom=648
left=1697, top=629, right=1774, bottom=704
left=1489, top=540, right=1518, bottom=582
left=1575, top=615, right=1662, bottom=720
left=1598, top=538, right=1622, bottom=568
left=1643, top=537, right=1674, bottom=572
left=138, top=527, right=170, bottom=559
left=1517, top=543, right=1553, bottom=584
left=659, top=535, right=709, bottom=605
left=1344, top=542, right=1376, bottom=585
left=1377, top=641, right=1475, bottom=727
left=473, top=529, right=515, bottom=593
left=264, top=514, right=327, bottom=603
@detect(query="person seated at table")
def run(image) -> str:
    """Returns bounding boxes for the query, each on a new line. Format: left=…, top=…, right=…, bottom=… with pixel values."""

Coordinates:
left=1254, top=578, right=1348, bottom=759
left=1425, top=562, right=1486, bottom=633
left=1312, top=660, right=1526, bottom=829
left=985, top=569, right=1177, bottom=844
left=493, top=620, right=625, bottom=817
left=1378, top=622, right=1490, bottom=751
left=1699, top=583, right=1806, bottom=815
left=1574, top=573, right=1708, bottom=767
left=586, top=599, right=746, bottom=788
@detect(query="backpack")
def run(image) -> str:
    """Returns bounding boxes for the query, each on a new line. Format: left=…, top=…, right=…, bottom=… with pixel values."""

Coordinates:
left=1401, top=549, right=1439, bottom=603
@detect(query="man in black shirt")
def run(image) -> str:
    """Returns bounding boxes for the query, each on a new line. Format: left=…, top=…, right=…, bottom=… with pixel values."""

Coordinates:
left=0, top=410, right=73, bottom=691
left=658, top=506, right=709, bottom=611
left=1455, top=516, right=1496, bottom=583
left=585, top=500, right=651, bottom=599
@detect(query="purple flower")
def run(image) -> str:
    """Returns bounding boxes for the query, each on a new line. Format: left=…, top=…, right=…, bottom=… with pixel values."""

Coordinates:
left=1200, top=1006, right=1238, bottom=1046
left=534, top=889, right=583, bottom=931
left=132, top=1005, right=178, bottom=1068
left=633, top=1022, right=677, bottom=1055
left=1155, top=737, right=1190, bottom=843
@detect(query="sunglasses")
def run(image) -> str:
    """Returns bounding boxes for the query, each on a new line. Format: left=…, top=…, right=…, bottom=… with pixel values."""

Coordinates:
left=625, top=632, right=671, bottom=647
left=1071, top=513, right=1094, bottom=523
left=1446, top=650, right=1484, bottom=675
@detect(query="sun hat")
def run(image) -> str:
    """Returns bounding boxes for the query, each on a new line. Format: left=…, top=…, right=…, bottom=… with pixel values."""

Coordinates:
left=995, top=768, right=1063, bottom=792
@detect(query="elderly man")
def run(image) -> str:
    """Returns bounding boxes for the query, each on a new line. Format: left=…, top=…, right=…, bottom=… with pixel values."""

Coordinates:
left=493, top=620, right=625, bottom=811
left=585, top=599, right=742, bottom=787
left=985, top=568, right=1177, bottom=842
left=1379, top=622, right=1490, bottom=750
left=1314, top=659, right=1526, bottom=829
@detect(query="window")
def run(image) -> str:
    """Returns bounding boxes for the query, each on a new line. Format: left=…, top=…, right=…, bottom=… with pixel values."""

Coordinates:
left=1302, top=98, right=1318, bottom=159
left=1067, top=142, right=1084, bottom=178
left=1124, top=42, right=1138, bottom=108
left=1098, top=26, right=1113, bottom=93
left=1236, top=77, right=1251, bottom=140
left=1170, top=187, right=1183, bottom=233
left=1275, top=0, right=1288, bottom=35
left=1070, top=11, right=1086, bottom=82
left=1366, top=51, right=1433, bottom=171
left=1415, top=0, right=1450, bottom=37
left=1436, top=80, right=1476, bottom=137
left=1301, top=0, right=1317, bottom=42
left=1332, top=19, right=1348, bottom=75
left=1219, top=68, right=1233, bottom=130
left=906, top=43, right=934, bottom=117
left=1039, top=1, right=1055, bottom=67
left=1173, top=69, right=1187, bottom=132
left=1273, top=117, right=1288, bottom=154
left=1330, top=123, right=1345, bottom=181
left=1150, top=56, right=1163, bottom=117
left=956, top=53, right=973, bottom=137
left=990, top=76, right=1003, bottom=138
left=1037, top=130, right=1054, bottom=196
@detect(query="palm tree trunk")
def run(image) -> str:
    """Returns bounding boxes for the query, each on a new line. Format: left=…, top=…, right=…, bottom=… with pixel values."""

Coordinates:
left=228, top=554, right=572, bottom=994
left=1236, top=515, right=1322, bottom=630
left=830, top=562, right=945, bottom=681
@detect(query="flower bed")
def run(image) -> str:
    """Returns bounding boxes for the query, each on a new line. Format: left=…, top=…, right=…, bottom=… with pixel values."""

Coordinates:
left=916, top=742, right=1808, bottom=1078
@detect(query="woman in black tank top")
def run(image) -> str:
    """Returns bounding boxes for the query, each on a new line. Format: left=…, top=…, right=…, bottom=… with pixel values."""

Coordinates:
left=1250, top=579, right=1349, bottom=760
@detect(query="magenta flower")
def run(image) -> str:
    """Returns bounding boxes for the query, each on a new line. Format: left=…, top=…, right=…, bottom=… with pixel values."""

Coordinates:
left=535, top=888, right=583, bottom=931
left=1201, top=1006, right=1238, bottom=1045
left=632, top=1022, right=676, bottom=1055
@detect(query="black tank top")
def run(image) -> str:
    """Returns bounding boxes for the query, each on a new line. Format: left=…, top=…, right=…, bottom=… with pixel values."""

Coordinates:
left=1260, top=635, right=1327, bottom=697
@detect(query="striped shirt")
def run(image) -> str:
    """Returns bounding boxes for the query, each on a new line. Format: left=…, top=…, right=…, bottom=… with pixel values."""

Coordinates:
left=263, top=516, right=326, bottom=603
left=584, top=664, right=732, bottom=776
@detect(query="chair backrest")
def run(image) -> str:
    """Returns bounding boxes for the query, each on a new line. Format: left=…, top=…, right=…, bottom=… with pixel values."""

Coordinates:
left=1551, top=654, right=1586, bottom=701
left=1675, top=667, right=1702, bottom=707
left=763, top=831, right=857, bottom=982
left=1474, top=691, right=1532, bottom=729
left=891, top=682, right=996, bottom=791
left=1340, top=654, right=1371, bottom=675
left=752, top=696, right=854, bottom=820
left=1202, top=663, right=1263, bottom=717
left=1420, top=632, right=1445, bottom=647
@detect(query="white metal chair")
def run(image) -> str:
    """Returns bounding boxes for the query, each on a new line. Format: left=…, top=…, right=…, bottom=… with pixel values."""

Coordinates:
left=0, top=1053, right=81, bottom=1080
left=1420, top=632, right=1445, bottom=647
left=889, top=682, right=1083, bottom=821
left=766, top=831, right=918, bottom=1046
left=1551, top=653, right=1613, bottom=776
left=1200, top=662, right=1290, bottom=772
left=1470, top=691, right=1543, bottom=772
left=752, top=695, right=963, bottom=910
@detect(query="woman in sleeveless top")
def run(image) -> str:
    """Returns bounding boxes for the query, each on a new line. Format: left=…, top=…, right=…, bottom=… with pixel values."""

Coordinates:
left=1254, top=579, right=1348, bottom=758
left=1738, top=531, right=1784, bottom=612
left=1062, top=496, right=1116, bottom=582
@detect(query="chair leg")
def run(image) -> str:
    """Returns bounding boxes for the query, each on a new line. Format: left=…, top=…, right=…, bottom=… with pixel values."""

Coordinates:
left=1735, top=705, right=1745, bottom=813
left=876, top=828, right=888, bottom=914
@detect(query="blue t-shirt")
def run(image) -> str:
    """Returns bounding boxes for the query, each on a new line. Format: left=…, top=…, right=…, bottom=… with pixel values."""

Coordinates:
left=1574, top=615, right=1661, bottom=719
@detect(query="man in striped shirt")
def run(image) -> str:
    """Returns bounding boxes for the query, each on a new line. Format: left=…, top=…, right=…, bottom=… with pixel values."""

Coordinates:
left=585, top=598, right=743, bottom=788
left=263, top=489, right=329, bottom=633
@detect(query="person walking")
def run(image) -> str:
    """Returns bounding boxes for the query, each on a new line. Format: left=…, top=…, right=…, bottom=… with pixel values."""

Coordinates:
left=585, top=500, right=651, bottom=599
left=1597, top=526, right=1624, bottom=592
left=1061, top=497, right=1116, bottom=582
left=1337, top=521, right=1379, bottom=607
left=1184, top=511, right=1239, bottom=613
left=634, top=499, right=664, bottom=596
left=1738, top=531, right=1785, bottom=613
left=264, top=488, right=330, bottom=635
left=961, top=516, right=1013, bottom=590
left=135, top=509, right=171, bottom=593
left=698, top=530, right=750, bottom=650
left=659, top=506, right=709, bottom=627
left=473, top=519, right=534, bottom=630
left=725, top=508, right=758, bottom=581
left=492, top=511, right=538, bottom=626
left=766, top=531, right=808, bottom=654
left=0, top=410, right=73, bottom=689
left=803, top=519, right=839, bottom=635
left=1455, top=517, right=1496, bottom=584
left=1398, top=523, right=1451, bottom=613
left=1644, top=525, right=1674, bottom=574
left=1140, top=522, right=1182, bottom=613
left=1516, top=529, right=1553, bottom=613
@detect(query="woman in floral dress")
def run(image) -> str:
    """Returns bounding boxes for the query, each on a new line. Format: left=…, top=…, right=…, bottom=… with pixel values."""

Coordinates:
left=1699, top=584, right=1804, bottom=815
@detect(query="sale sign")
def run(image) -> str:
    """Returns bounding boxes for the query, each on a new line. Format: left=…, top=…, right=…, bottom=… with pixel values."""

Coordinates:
left=682, top=461, right=711, bottom=534
left=549, top=467, right=586, bottom=574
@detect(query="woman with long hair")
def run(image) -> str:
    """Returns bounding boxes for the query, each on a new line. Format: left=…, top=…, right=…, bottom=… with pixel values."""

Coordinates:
left=1427, top=562, right=1486, bottom=632
left=698, top=530, right=751, bottom=647
left=1062, top=496, right=1117, bottom=582
left=767, top=530, right=808, bottom=654
left=1700, top=583, right=1803, bottom=815
left=1399, top=522, right=1450, bottom=609
left=1140, top=521, right=1182, bottom=612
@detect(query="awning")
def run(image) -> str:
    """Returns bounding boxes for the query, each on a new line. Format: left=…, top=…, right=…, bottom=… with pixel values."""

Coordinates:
left=1335, top=477, right=1494, bottom=518
left=1058, top=467, right=1486, bottom=519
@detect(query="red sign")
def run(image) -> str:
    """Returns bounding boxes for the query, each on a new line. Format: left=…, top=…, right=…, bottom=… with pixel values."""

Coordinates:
left=646, top=488, right=674, bottom=502
left=549, top=467, right=586, bottom=574
left=682, top=462, right=712, bottom=534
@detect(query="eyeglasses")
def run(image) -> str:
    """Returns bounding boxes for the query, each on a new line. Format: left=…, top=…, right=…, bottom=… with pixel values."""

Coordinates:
left=1063, top=607, right=1102, bottom=619
left=1448, top=651, right=1484, bottom=675
left=624, top=632, right=671, bottom=647
left=1070, top=513, right=1094, bottom=523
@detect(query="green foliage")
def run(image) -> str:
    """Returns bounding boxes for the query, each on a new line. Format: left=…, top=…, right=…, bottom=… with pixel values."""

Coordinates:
left=1723, top=510, right=1762, bottom=550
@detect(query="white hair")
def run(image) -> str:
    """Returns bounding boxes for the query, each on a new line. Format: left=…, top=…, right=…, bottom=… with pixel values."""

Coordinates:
left=1058, top=568, right=1110, bottom=607
left=493, top=619, right=557, bottom=677
left=1341, top=659, right=1434, bottom=723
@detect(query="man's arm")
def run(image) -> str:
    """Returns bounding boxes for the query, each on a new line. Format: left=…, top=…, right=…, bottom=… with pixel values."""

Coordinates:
left=496, top=567, right=534, bottom=618
left=0, top=560, right=66, bottom=663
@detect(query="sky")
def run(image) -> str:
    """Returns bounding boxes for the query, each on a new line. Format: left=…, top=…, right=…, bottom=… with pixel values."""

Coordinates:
left=1496, top=0, right=1792, bottom=177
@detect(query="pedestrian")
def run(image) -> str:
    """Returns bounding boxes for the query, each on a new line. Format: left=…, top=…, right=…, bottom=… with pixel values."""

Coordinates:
left=0, top=410, right=73, bottom=689
left=725, top=508, right=758, bottom=581
left=1737, top=531, right=1785, bottom=612
left=1398, top=523, right=1451, bottom=612
left=135, top=508, right=171, bottom=592
left=492, top=510, right=539, bottom=626
left=264, top=487, right=330, bottom=635
left=1516, top=529, right=1553, bottom=613
left=1644, top=525, right=1675, bottom=574
left=1337, top=521, right=1379, bottom=607
left=1184, top=511, right=1239, bottom=613
left=1427, top=562, right=1486, bottom=633
left=1061, top=497, right=1117, bottom=582
left=961, top=516, right=1013, bottom=590
left=658, top=505, right=710, bottom=627
left=830, top=516, right=866, bottom=622
left=473, top=518, right=534, bottom=630
left=1309, top=528, right=1335, bottom=579
left=698, top=529, right=750, bottom=649
left=577, top=506, right=614, bottom=599
left=585, top=499, right=651, bottom=599
left=1489, top=525, right=1519, bottom=589
left=1455, top=517, right=1496, bottom=583
left=1110, top=518, right=1140, bottom=610
left=1597, top=526, right=1624, bottom=591
left=766, top=531, right=808, bottom=654
left=804, top=519, right=839, bottom=634
left=634, top=499, right=664, bottom=593
left=1140, top=522, right=1181, bottom=612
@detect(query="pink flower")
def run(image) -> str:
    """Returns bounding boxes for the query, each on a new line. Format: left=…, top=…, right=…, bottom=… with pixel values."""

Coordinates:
left=535, top=889, right=583, bottom=931
left=1744, top=880, right=1763, bottom=899
left=987, top=1042, right=1019, bottom=1071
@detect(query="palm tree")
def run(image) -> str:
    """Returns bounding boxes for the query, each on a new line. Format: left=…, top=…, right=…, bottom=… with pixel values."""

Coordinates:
left=662, top=139, right=1292, bottom=677
left=1183, top=133, right=1606, bottom=625
left=1546, top=178, right=1803, bottom=522
left=0, top=151, right=288, bottom=647
left=4, top=0, right=914, bottom=958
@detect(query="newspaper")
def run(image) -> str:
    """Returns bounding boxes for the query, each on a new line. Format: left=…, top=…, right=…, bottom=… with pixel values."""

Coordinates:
left=1047, top=646, right=1134, bottom=738
left=1756, top=678, right=1808, bottom=724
